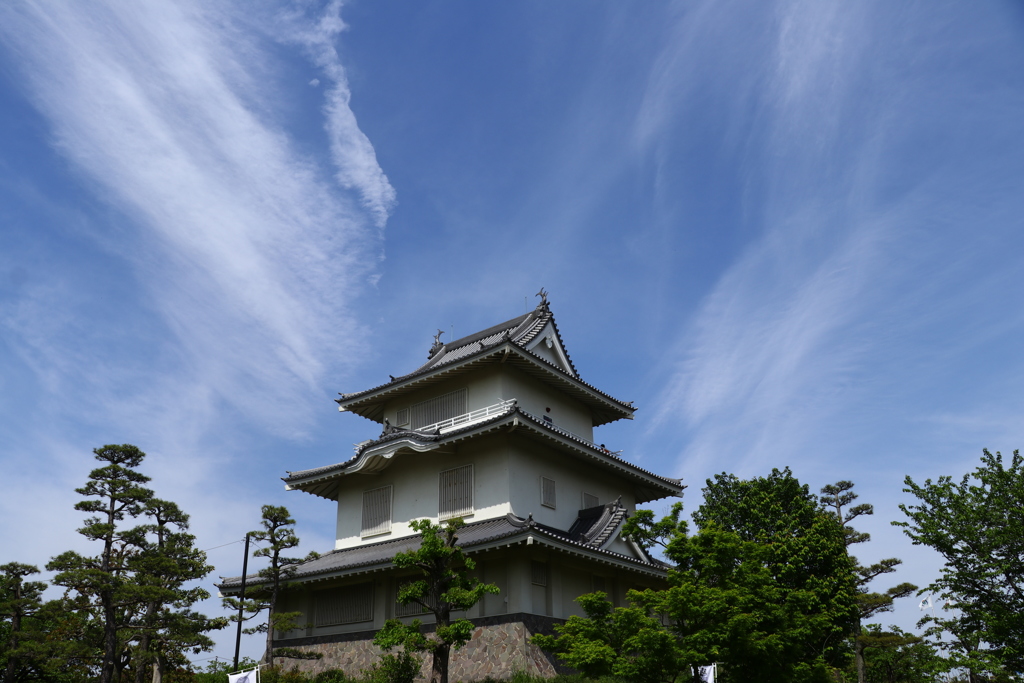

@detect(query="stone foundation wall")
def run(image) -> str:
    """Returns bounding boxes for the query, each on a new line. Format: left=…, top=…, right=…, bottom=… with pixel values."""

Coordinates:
left=273, top=613, right=567, bottom=682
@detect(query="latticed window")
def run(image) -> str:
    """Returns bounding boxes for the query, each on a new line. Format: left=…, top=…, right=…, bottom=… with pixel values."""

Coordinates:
left=531, top=561, right=548, bottom=587
left=361, top=485, right=393, bottom=537
left=439, top=464, right=473, bottom=520
left=582, top=492, right=600, bottom=509
left=410, top=388, right=467, bottom=429
left=541, top=477, right=556, bottom=509
left=592, top=575, right=607, bottom=594
left=315, top=583, right=374, bottom=626
left=396, top=408, right=410, bottom=427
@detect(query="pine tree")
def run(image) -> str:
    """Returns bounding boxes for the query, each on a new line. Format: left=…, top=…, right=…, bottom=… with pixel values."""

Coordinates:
left=47, top=444, right=222, bottom=683
left=224, top=505, right=317, bottom=667
left=0, top=563, right=47, bottom=682
left=48, top=444, right=155, bottom=683
left=820, top=481, right=916, bottom=683
left=130, top=499, right=225, bottom=683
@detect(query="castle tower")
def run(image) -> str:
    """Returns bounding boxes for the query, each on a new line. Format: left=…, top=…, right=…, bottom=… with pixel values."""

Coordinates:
left=220, top=294, right=682, bottom=679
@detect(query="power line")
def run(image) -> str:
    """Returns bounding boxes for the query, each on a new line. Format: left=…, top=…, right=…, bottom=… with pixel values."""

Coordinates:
left=202, top=537, right=266, bottom=552
left=202, top=538, right=246, bottom=552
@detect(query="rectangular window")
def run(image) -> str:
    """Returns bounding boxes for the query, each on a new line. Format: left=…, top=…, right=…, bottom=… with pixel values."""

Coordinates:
left=411, top=388, right=467, bottom=429
left=315, top=583, right=374, bottom=626
left=396, top=408, right=410, bottom=427
left=439, top=464, right=474, bottom=521
left=582, top=492, right=600, bottom=509
left=361, top=485, right=393, bottom=537
left=541, top=477, right=556, bottom=509
left=592, top=575, right=607, bottom=594
left=531, top=561, right=548, bottom=587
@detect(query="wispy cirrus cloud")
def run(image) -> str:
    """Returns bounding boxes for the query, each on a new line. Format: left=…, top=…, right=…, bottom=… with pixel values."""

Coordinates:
left=0, top=0, right=394, bottom=436
left=279, top=0, right=397, bottom=229
left=0, top=2, right=392, bottom=655
left=637, top=0, right=1024, bottom=480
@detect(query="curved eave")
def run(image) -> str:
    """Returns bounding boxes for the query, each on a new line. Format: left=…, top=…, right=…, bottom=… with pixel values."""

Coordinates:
left=219, top=526, right=667, bottom=594
left=508, top=412, right=682, bottom=504
left=337, top=343, right=635, bottom=427
left=284, top=409, right=681, bottom=504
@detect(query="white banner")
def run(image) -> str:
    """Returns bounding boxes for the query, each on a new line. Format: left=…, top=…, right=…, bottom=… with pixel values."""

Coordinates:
left=228, top=667, right=258, bottom=683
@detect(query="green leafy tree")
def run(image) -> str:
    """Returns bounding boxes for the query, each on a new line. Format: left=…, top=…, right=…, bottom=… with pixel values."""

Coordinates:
left=695, top=469, right=858, bottom=681
left=915, top=609, right=1013, bottom=683
left=820, top=481, right=917, bottom=683
left=894, top=449, right=1024, bottom=677
left=224, top=506, right=318, bottom=667
left=47, top=444, right=155, bottom=683
left=626, top=469, right=859, bottom=683
left=532, top=591, right=690, bottom=683
left=372, top=518, right=499, bottom=683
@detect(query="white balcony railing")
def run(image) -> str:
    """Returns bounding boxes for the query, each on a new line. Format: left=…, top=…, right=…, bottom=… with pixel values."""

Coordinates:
left=410, top=398, right=624, bottom=456
left=419, top=398, right=519, bottom=434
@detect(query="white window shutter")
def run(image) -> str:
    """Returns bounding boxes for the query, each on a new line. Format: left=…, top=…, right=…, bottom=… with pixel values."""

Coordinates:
left=541, top=477, right=556, bottom=509
left=411, top=388, right=467, bottom=429
left=361, top=485, right=393, bottom=537
left=439, top=464, right=474, bottom=520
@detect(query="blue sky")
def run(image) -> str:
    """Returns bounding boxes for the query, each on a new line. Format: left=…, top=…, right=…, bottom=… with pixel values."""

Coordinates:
left=2, top=0, right=1023, bottom=664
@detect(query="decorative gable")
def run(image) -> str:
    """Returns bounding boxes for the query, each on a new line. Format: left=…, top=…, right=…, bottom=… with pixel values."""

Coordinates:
left=523, top=321, right=575, bottom=377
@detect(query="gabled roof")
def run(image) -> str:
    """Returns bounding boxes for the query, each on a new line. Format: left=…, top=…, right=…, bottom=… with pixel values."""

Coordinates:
left=217, top=511, right=668, bottom=592
left=566, top=497, right=631, bottom=549
left=283, top=402, right=683, bottom=504
left=337, top=300, right=635, bottom=427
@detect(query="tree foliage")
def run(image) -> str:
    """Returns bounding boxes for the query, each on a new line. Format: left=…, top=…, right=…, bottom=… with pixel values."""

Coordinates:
left=820, top=481, right=916, bottom=683
left=129, top=499, right=225, bottom=683
left=532, top=591, right=691, bottom=683
left=42, top=444, right=221, bottom=683
left=223, top=505, right=319, bottom=667
left=1, top=563, right=48, bottom=682
left=47, top=444, right=156, bottom=683
left=372, top=518, right=498, bottom=683
left=853, top=625, right=947, bottom=683
left=616, top=468, right=859, bottom=683
left=894, top=449, right=1024, bottom=677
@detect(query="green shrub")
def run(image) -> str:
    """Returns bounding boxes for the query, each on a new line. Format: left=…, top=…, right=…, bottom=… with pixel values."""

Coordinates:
left=312, top=669, right=356, bottom=683
left=362, top=651, right=420, bottom=683
left=258, top=665, right=309, bottom=683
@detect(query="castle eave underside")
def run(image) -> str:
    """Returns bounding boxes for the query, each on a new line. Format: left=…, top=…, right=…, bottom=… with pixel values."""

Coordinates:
left=337, top=343, right=635, bottom=427
left=282, top=407, right=682, bottom=504
left=217, top=514, right=669, bottom=595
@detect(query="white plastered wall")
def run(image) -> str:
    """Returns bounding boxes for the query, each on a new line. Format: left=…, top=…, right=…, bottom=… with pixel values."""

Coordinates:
left=499, top=366, right=595, bottom=442
left=506, top=437, right=636, bottom=531
left=380, top=366, right=506, bottom=426
left=334, top=433, right=512, bottom=549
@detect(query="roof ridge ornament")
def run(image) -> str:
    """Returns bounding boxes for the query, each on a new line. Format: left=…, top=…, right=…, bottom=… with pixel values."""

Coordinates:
left=428, top=329, right=445, bottom=358
left=535, top=287, right=550, bottom=314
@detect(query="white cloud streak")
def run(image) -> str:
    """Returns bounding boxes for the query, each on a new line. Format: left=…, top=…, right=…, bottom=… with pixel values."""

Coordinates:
left=279, top=0, right=397, bottom=229
left=0, top=1, right=393, bottom=648
left=0, top=0, right=394, bottom=434
left=638, top=0, right=1024, bottom=480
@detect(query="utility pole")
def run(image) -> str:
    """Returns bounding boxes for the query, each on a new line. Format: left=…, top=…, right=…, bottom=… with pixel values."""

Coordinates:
left=233, top=533, right=251, bottom=671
